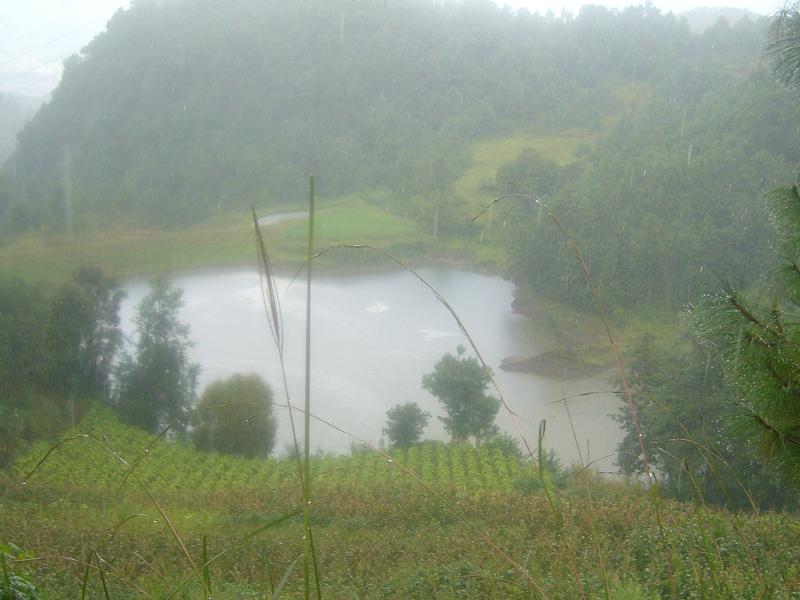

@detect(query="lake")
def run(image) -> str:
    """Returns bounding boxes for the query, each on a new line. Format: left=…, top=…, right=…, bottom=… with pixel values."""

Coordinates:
left=120, top=267, right=623, bottom=471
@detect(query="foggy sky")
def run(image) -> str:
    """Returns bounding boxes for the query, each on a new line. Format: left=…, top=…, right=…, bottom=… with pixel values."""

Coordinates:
left=0, top=0, right=776, bottom=97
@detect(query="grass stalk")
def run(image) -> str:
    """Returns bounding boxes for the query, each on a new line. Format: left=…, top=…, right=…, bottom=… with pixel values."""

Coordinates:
left=96, top=552, right=111, bottom=600
left=303, top=175, right=321, bottom=599
left=80, top=549, right=92, bottom=600
left=201, top=535, right=211, bottom=597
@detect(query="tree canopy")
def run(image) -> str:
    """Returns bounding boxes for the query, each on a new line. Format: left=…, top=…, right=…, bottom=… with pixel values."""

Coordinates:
left=192, top=373, right=278, bottom=457
left=114, top=278, right=198, bottom=434
left=0, top=268, right=124, bottom=465
left=616, top=333, right=797, bottom=510
left=422, top=346, right=500, bottom=447
left=383, top=402, right=429, bottom=449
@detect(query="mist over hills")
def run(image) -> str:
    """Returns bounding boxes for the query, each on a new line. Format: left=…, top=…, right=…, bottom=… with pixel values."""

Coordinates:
left=680, top=6, right=764, bottom=33
left=4, top=0, right=765, bottom=227
left=0, top=92, right=41, bottom=165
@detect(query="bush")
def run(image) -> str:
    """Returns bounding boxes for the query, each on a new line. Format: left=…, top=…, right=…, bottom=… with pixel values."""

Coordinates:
left=192, top=373, right=277, bottom=458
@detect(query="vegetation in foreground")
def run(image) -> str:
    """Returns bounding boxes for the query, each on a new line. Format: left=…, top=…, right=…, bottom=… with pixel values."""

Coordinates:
left=2, top=408, right=799, bottom=599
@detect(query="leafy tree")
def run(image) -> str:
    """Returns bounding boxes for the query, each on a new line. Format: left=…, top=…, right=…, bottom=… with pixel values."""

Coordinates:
left=0, top=269, right=124, bottom=465
left=44, top=268, right=125, bottom=405
left=421, top=345, right=500, bottom=447
left=383, top=402, right=429, bottom=449
left=114, top=278, right=198, bottom=434
left=192, top=373, right=277, bottom=457
left=616, top=333, right=796, bottom=510
left=482, top=432, right=523, bottom=460
left=70, top=267, right=126, bottom=399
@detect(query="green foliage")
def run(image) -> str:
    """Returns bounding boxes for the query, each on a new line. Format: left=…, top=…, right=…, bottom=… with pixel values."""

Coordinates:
left=5, top=408, right=800, bottom=597
left=13, top=407, right=531, bottom=493
left=504, top=69, right=800, bottom=312
left=481, top=432, right=523, bottom=461
left=616, top=333, right=797, bottom=510
left=421, top=346, right=500, bottom=446
left=695, top=185, right=800, bottom=487
left=192, top=373, right=277, bottom=458
left=114, top=278, right=198, bottom=434
left=0, top=268, right=123, bottom=466
left=383, top=402, right=429, bottom=449
left=0, top=544, right=41, bottom=600
left=5, top=1, right=760, bottom=231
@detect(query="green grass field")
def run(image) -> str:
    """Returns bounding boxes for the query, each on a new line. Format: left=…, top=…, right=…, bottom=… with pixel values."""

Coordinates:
left=452, top=130, right=599, bottom=214
left=2, top=408, right=799, bottom=598
left=0, top=196, right=435, bottom=283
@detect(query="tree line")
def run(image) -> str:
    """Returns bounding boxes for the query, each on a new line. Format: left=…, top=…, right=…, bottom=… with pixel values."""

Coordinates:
left=0, top=268, right=510, bottom=467
left=613, top=6, right=800, bottom=510
left=0, top=271, right=278, bottom=466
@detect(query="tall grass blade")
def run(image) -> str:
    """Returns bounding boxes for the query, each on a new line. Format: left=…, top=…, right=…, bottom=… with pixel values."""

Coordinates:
left=272, top=554, right=303, bottom=600
left=202, top=535, right=211, bottom=597
left=261, top=544, right=275, bottom=599
left=251, top=205, right=284, bottom=353
left=537, top=420, right=560, bottom=528
left=251, top=205, right=305, bottom=510
left=302, top=174, right=322, bottom=599
left=96, top=552, right=111, bottom=600
left=80, top=549, right=92, bottom=600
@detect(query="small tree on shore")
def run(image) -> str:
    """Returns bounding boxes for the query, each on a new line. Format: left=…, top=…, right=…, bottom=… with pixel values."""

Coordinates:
left=192, top=373, right=277, bottom=457
left=422, top=345, right=500, bottom=447
left=383, top=402, right=429, bottom=449
left=114, top=278, right=198, bottom=434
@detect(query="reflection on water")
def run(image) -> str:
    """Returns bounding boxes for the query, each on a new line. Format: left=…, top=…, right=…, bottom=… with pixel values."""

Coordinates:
left=120, top=267, right=624, bottom=471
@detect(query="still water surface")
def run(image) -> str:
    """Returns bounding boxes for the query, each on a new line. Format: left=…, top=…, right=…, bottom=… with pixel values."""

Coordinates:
left=120, top=268, right=623, bottom=471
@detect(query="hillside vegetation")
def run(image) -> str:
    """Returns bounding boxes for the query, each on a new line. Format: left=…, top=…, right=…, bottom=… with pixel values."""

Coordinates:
left=3, top=1, right=795, bottom=316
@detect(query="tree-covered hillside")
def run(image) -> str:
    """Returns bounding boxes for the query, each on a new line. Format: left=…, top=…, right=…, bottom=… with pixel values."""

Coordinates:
left=5, top=0, right=766, bottom=230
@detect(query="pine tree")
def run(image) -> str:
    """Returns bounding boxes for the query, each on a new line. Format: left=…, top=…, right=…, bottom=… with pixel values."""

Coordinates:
left=695, top=187, right=800, bottom=484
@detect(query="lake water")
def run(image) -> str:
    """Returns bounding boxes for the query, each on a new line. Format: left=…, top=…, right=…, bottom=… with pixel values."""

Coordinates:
left=120, top=267, right=624, bottom=471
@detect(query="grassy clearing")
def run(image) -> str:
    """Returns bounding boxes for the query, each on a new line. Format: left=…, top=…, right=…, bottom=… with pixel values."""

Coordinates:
left=452, top=130, right=601, bottom=213
left=2, top=408, right=798, bottom=598
left=0, top=196, right=431, bottom=283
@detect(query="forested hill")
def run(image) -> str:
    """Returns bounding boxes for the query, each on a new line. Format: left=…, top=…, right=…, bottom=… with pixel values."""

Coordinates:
left=5, top=0, right=767, bottom=228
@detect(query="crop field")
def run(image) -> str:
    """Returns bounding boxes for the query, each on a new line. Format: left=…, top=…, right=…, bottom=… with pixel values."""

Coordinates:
left=3, top=408, right=800, bottom=599
left=10, top=408, right=530, bottom=494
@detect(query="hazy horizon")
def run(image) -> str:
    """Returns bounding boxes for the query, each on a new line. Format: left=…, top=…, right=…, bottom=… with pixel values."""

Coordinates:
left=0, top=1, right=776, bottom=96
